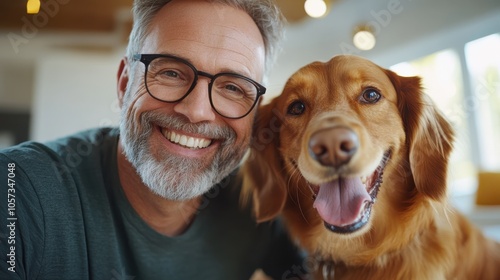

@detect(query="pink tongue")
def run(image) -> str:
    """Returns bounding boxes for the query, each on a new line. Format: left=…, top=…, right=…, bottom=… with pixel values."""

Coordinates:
left=313, top=177, right=371, bottom=226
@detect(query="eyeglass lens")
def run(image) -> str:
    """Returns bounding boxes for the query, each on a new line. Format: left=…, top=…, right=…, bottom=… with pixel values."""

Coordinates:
left=145, top=56, right=259, bottom=118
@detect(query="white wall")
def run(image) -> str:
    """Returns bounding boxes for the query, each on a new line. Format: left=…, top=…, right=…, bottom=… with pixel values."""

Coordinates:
left=30, top=50, right=122, bottom=141
left=0, top=62, right=34, bottom=112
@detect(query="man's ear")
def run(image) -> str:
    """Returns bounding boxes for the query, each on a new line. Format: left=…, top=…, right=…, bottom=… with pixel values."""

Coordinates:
left=117, top=57, right=129, bottom=108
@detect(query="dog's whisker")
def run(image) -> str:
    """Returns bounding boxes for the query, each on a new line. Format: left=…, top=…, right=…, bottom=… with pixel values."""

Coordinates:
left=286, top=168, right=299, bottom=202
left=290, top=173, right=307, bottom=219
left=287, top=163, right=313, bottom=226
left=286, top=167, right=308, bottom=223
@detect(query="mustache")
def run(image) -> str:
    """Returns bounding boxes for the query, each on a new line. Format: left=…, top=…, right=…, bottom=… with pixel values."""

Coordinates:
left=140, top=110, right=236, bottom=141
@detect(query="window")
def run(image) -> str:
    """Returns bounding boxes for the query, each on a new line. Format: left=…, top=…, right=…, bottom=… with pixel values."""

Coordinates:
left=391, top=50, right=476, bottom=195
left=465, top=34, right=500, bottom=171
left=389, top=33, right=500, bottom=197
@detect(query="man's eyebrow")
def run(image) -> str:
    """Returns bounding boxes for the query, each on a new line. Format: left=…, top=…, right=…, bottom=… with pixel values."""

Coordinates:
left=157, top=51, right=255, bottom=79
left=217, top=67, right=254, bottom=79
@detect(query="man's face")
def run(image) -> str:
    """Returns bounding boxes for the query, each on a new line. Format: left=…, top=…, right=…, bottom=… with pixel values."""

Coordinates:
left=118, top=0, right=266, bottom=200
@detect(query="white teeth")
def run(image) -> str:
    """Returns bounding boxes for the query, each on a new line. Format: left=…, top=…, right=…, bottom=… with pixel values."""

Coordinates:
left=180, top=135, right=188, bottom=146
left=162, top=129, right=212, bottom=149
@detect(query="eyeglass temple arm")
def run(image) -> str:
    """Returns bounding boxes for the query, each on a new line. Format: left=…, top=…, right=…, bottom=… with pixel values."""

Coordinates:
left=132, top=54, right=142, bottom=61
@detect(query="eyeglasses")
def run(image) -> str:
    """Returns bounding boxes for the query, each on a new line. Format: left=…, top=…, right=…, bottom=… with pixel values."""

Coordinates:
left=132, top=54, right=266, bottom=119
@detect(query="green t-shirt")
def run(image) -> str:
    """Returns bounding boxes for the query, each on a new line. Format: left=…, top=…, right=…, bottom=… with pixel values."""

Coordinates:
left=0, top=128, right=303, bottom=280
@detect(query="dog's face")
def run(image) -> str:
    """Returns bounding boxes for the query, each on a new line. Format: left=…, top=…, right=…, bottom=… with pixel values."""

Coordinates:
left=244, top=55, right=454, bottom=248
left=271, top=55, right=406, bottom=234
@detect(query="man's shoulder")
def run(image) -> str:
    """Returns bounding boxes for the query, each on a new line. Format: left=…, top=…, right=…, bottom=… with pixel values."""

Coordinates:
left=44, top=127, right=118, bottom=157
left=0, top=127, right=119, bottom=193
left=3, top=127, right=115, bottom=164
left=1, top=127, right=118, bottom=160
left=0, top=128, right=122, bottom=279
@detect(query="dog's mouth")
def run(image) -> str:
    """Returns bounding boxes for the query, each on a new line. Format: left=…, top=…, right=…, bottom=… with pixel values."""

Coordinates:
left=304, top=151, right=391, bottom=234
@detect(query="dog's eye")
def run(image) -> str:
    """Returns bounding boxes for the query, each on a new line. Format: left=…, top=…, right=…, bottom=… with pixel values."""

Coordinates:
left=360, top=88, right=381, bottom=104
left=287, top=100, right=306, bottom=115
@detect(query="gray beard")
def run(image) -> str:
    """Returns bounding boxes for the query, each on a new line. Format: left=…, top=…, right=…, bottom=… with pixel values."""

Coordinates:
left=119, top=109, right=246, bottom=201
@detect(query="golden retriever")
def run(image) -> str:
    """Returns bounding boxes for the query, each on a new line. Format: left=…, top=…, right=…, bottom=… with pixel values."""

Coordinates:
left=242, top=55, right=500, bottom=279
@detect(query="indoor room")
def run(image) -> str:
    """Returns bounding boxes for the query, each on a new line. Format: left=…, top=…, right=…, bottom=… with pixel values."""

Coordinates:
left=1, top=0, right=500, bottom=278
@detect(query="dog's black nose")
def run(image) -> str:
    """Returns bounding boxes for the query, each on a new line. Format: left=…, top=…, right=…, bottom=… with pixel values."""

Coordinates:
left=309, top=127, right=359, bottom=167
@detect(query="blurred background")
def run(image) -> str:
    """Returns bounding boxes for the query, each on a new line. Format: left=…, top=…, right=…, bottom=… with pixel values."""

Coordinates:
left=0, top=0, right=499, bottom=237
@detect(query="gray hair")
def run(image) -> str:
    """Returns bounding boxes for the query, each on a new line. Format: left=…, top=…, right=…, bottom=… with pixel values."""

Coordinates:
left=126, top=0, right=286, bottom=83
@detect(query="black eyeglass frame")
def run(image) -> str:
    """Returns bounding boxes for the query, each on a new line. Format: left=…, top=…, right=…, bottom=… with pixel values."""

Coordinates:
left=132, top=53, right=266, bottom=119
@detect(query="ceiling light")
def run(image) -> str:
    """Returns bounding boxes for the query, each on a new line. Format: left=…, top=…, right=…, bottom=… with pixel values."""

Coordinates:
left=27, top=0, right=41, bottom=14
left=304, top=0, right=328, bottom=18
left=353, top=25, right=376, bottom=51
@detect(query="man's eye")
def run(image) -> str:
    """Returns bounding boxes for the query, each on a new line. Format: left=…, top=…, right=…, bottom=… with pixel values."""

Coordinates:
left=160, top=70, right=180, bottom=78
left=224, top=84, right=241, bottom=93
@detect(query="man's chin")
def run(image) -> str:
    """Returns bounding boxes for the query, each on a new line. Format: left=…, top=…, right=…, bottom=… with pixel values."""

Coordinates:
left=137, top=153, right=239, bottom=201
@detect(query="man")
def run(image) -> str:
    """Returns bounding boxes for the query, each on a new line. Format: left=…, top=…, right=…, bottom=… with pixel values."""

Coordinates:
left=0, top=0, right=304, bottom=279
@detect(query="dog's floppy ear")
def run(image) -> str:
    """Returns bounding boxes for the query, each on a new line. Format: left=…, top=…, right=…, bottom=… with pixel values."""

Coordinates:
left=241, top=99, right=288, bottom=222
left=385, top=69, right=454, bottom=201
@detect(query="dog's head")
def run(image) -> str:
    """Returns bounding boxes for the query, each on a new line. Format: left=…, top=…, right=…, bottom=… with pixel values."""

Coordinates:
left=243, top=55, right=454, bottom=236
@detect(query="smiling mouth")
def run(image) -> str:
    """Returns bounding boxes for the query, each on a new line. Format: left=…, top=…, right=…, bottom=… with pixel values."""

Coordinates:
left=303, top=150, right=391, bottom=234
left=161, top=127, right=212, bottom=149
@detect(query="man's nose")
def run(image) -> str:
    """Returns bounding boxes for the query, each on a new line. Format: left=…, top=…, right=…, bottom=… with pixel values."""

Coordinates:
left=173, top=79, right=216, bottom=123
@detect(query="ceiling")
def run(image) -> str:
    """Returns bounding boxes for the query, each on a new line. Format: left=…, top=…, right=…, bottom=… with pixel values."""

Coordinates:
left=0, top=0, right=499, bottom=67
left=0, top=0, right=315, bottom=32
left=0, top=0, right=133, bottom=32
left=0, top=0, right=318, bottom=57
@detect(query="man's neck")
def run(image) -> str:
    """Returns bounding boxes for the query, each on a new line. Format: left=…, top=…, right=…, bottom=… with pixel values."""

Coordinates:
left=116, top=144, right=201, bottom=237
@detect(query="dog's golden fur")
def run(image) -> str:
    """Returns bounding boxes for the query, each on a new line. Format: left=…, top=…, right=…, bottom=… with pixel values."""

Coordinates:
left=242, top=55, right=500, bottom=279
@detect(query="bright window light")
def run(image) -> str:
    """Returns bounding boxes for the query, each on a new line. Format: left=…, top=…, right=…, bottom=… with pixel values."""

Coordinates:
left=465, top=33, right=500, bottom=171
